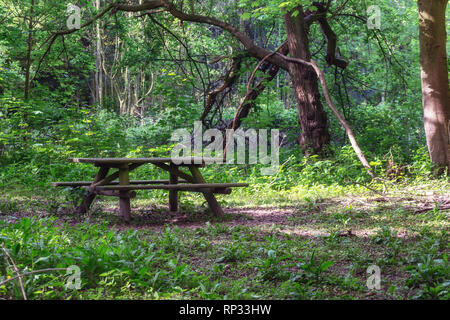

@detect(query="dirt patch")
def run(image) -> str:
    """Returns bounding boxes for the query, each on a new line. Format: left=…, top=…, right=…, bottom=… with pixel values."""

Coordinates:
left=1, top=194, right=448, bottom=237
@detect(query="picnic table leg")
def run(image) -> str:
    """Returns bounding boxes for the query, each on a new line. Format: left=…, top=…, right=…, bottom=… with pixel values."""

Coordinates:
left=119, top=165, right=132, bottom=222
left=76, top=166, right=109, bottom=214
left=169, top=164, right=178, bottom=212
left=188, top=166, right=224, bottom=216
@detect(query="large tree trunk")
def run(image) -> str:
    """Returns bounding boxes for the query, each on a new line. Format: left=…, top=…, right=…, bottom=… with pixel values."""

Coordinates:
left=418, top=0, right=450, bottom=172
left=284, top=7, right=330, bottom=155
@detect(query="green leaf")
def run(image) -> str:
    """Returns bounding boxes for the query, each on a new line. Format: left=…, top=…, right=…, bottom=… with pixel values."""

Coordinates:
left=241, top=12, right=252, bottom=20
left=279, top=2, right=291, bottom=8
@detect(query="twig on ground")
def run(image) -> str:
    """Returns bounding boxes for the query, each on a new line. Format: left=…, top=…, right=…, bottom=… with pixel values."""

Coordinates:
left=0, top=268, right=67, bottom=287
left=414, top=205, right=450, bottom=214
left=355, top=182, right=385, bottom=196
left=1, top=244, right=27, bottom=300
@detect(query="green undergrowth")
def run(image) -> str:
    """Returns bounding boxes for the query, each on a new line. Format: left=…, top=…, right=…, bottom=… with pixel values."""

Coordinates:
left=0, top=180, right=448, bottom=300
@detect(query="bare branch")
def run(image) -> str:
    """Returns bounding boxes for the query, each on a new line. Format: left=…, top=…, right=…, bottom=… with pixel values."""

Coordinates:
left=201, top=54, right=244, bottom=124
left=0, top=268, right=67, bottom=287
left=32, top=3, right=116, bottom=81
left=1, top=244, right=27, bottom=300
left=230, top=42, right=289, bottom=130
left=157, top=0, right=289, bottom=70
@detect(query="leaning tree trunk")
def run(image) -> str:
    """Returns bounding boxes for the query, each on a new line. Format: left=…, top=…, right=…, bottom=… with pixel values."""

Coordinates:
left=418, top=0, right=450, bottom=173
left=284, top=6, right=330, bottom=155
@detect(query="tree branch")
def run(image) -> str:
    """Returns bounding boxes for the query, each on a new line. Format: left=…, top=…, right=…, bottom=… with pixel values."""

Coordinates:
left=32, top=3, right=116, bottom=82
left=157, top=0, right=289, bottom=70
left=1, top=244, right=27, bottom=300
left=201, top=54, right=244, bottom=125
left=312, top=2, right=348, bottom=68
left=276, top=52, right=375, bottom=177
left=230, top=42, right=289, bottom=130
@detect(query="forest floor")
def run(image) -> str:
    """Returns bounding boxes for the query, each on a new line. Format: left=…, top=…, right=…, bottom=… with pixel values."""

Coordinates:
left=0, top=182, right=449, bottom=300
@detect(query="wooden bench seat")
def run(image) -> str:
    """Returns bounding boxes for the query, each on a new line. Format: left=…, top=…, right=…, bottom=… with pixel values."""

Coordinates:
left=51, top=180, right=187, bottom=187
left=94, top=183, right=248, bottom=194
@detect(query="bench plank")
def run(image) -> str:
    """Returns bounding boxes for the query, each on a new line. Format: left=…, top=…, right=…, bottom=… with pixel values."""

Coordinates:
left=69, top=157, right=217, bottom=165
left=95, top=183, right=248, bottom=191
left=51, top=180, right=187, bottom=187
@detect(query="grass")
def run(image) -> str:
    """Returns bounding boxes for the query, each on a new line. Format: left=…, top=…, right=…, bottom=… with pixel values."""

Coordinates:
left=0, top=177, right=448, bottom=300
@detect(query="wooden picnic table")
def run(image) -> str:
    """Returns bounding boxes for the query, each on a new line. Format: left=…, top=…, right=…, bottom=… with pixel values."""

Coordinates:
left=51, top=157, right=248, bottom=222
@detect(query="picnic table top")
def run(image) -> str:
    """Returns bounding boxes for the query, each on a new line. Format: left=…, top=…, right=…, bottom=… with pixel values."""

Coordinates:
left=68, top=157, right=217, bottom=165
